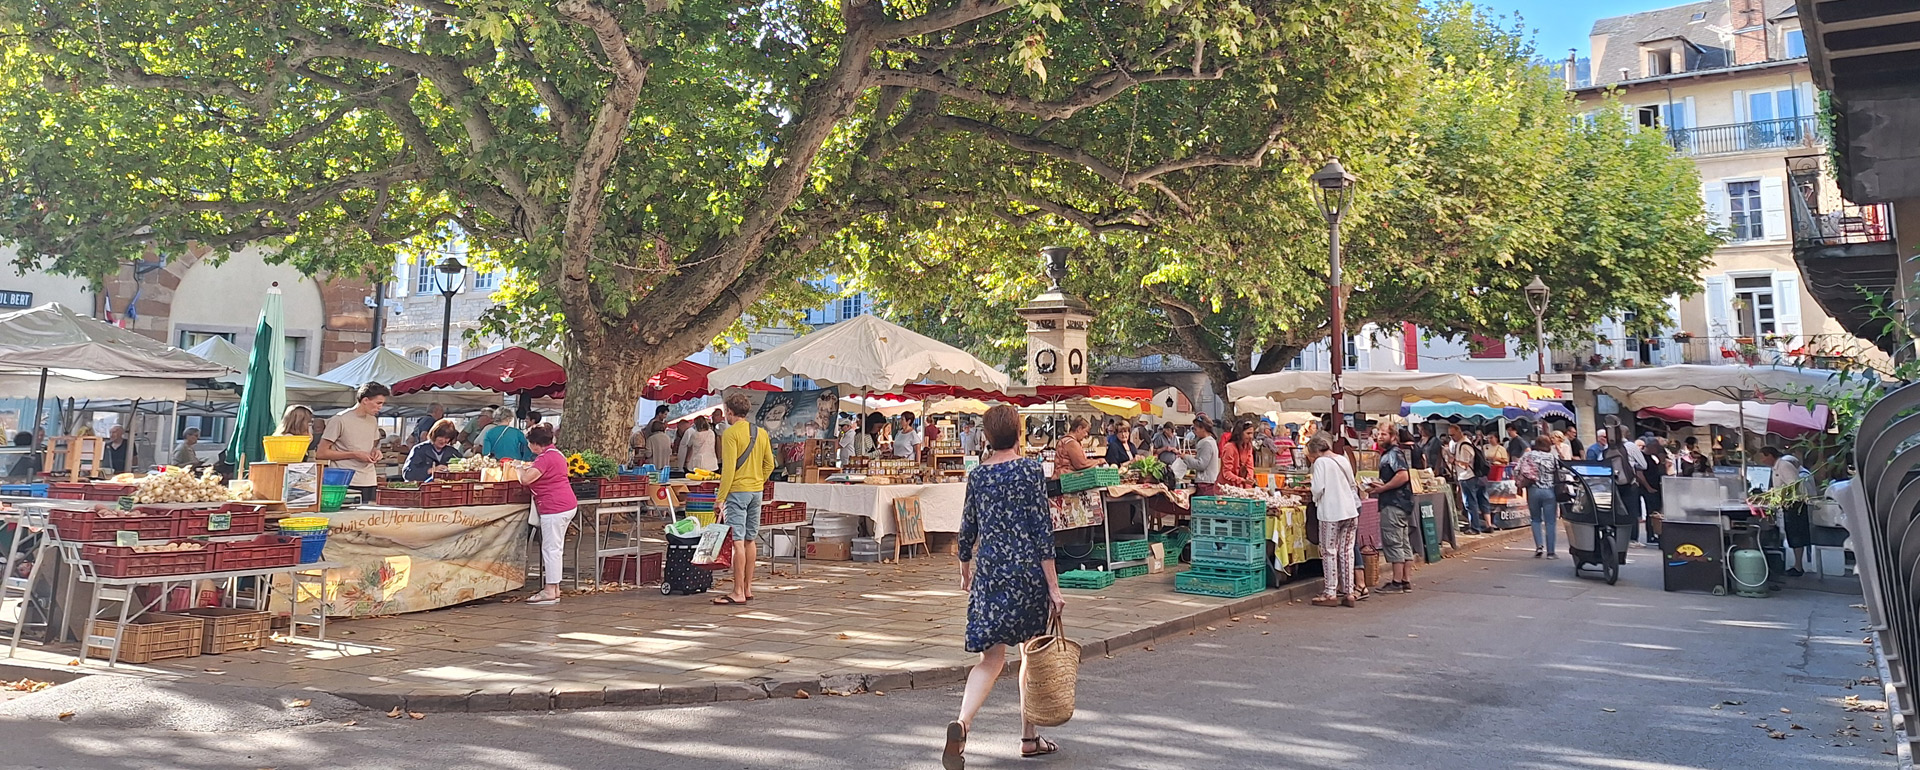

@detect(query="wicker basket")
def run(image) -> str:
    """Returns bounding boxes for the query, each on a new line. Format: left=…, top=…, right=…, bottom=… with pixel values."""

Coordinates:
left=87, top=613, right=204, bottom=663
left=1018, top=615, right=1080, bottom=727
left=176, top=607, right=275, bottom=654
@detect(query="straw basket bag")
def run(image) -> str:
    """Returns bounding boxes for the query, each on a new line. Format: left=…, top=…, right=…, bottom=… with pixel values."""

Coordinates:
left=1020, top=614, right=1081, bottom=727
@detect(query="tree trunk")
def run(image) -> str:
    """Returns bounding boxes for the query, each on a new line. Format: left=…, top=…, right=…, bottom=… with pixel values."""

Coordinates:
left=558, top=323, right=667, bottom=460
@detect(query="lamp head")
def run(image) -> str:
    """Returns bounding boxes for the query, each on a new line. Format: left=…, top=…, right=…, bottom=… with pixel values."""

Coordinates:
left=434, top=256, right=467, bottom=296
left=1310, top=159, right=1358, bottom=221
left=1524, top=275, right=1551, bottom=314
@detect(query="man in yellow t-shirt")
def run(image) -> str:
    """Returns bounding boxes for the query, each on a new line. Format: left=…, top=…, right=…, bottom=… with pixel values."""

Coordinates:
left=716, top=391, right=776, bottom=605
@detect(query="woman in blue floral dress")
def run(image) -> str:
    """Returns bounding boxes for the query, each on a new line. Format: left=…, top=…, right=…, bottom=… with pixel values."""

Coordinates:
left=944, top=405, right=1065, bottom=769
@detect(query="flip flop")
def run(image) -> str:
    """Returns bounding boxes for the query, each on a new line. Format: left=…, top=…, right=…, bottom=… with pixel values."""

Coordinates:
left=942, top=721, right=967, bottom=769
left=711, top=596, right=749, bottom=605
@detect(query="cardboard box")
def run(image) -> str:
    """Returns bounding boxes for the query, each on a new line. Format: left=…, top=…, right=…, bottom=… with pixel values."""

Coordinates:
left=806, top=539, right=852, bottom=561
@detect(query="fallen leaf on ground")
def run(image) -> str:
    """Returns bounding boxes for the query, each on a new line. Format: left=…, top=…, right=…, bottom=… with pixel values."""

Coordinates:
left=201, top=669, right=225, bottom=675
left=1143, top=645, right=1154, bottom=652
left=387, top=707, right=404, bottom=719
left=1602, top=708, right=1616, bottom=713
left=288, top=699, right=311, bottom=708
left=408, top=712, right=424, bottom=720
left=1205, top=626, right=1217, bottom=631
left=1711, top=705, right=1723, bottom=710
left=1230, top=616, right=1241, bottom=622
left=874, top=691, right=886, bottom=696
left=339, top=720, right=357, bottom=726
left=1261, top=631, right=1270, bottom=635
left=1768, top=731, right=1786, bottom=740
left=836, top=633, right=851, bottom=640
left=56, top=711, right=74, bottom=721
left=65, top=660, right=78, bottom=666
left=1407, top=634, right=1419, bottom=638
left=793, top=690, right=811, bottom=699
left=2, top=678, right=50, bottom=693
left=1791, top=724, right=1805, bottom=730
left=1722, top=700, right=1745, bottom=706
left=1780, top=708, right=1792, bottom=714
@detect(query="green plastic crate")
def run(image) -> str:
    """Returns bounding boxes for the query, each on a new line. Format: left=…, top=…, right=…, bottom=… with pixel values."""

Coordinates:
left=1190, top=495, right=1268, bottom=520
left=1174, top=566, right=1266, bottom=598
left=1191, top=515, right=1264, bottom=542
left=1189, top=537, right=1267, bottom=569
left=1150, top=528, right=1191, bottom=564
left=1059, top=466, right=1122, bottom=493
left=1057, top=569, right=1116, bottom=590
left=1114, top=564, right=1148, bottom=579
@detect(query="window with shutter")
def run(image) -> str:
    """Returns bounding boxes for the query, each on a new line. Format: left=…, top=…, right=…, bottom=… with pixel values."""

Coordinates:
left=1760, top=177, right=1787, bottom=241
left=1467, top=334, right=1507, bottom=359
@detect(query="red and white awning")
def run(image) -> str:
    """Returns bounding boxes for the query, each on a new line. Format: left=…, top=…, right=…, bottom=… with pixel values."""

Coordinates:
left=1637, top=400, right=1831, bottom=439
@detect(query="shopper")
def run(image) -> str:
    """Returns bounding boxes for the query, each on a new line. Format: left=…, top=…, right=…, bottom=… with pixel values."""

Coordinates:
left=1567, top=428, right=1587, bottom=461
left=715, top=391, right=775, bottom=606
left=481, top=407, right=535, bottom=462
left=1449, top=423, right=1492, bottom=534
left=1370, top=427, right=1418, bottom=592
left=1191, top=419, right=1221, bottom=495
left=318, top=383, right=388, bottom=500
left=1218, top=420, right=1255, bottom=488
left=403, top=419, right=464, bottom=482
left=1642, top=437, right=1669, bottom=546
left=1600, top=418, right=1648, bottom=546
left=944, top=404, right=1066, bottom=769
left=1679, top=436, right=1712, bottom=476
left=1152, top=423, right=1180, bottom=466
left=1761, top=445, right=1811, bottom=576
left=1518, top=436, right=1561, bottom=559
left=1309, top=436, right=1361, bottom=607
left=1052, top=416, right=1100, bottom=477
left=1504, top=423, right=1529, bottom=464
left=1585, top=429, right=1609, bottom=461
left=411, top=403, right=444, bottom=444
left=512, top=424, right=577, bottom=605
left=678, top=415, right=719, bottom=475
left=459, top=409, right=492, bottom=454
left=1552, top=430, right=1573, bottom=461
left=644, top=408, right=674, bottom=468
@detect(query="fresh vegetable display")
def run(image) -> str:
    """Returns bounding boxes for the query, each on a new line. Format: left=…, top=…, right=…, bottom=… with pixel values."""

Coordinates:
left=446, top=455, right=500, bottom=473
left=133, top=467, right=235, bottom=504
left=687, top=468, right=721, bottom=481
left=564, top=450, right=618, bottom=479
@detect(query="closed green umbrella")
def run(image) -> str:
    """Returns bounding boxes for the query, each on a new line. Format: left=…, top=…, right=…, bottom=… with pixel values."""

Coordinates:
left=224, top=286, right=286, bottom=475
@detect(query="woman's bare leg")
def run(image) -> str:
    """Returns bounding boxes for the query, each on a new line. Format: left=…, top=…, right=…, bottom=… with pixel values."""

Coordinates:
left=956, top=645, right=1005, bottom=730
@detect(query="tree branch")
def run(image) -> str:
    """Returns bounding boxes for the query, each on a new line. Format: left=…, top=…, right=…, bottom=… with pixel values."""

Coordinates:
left=870, top=66, right=1226, bottom=121
left=874, top=0, right=1014, bottom=40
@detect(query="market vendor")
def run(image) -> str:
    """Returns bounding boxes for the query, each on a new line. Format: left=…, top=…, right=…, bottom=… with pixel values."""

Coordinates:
left=1052, top=417, right=1101, bottom=478
left=1218, top=420, right=1255, bottom=488
left=404, top=419, right=464, bottom=482
left=318, top=382, right=389, bottom=500
left=1191, top=418, right=1221, bottom=495
left=853, top=411, right=888, bottom=457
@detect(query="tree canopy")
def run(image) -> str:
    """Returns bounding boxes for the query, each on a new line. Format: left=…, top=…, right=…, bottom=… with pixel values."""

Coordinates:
left=0, top=0, right=1424, bottom=451
left=849, top=2, right=1719, bottom=402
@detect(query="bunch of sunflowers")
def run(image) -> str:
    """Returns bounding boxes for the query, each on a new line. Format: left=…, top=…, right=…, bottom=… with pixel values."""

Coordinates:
left=564, top=450, right=619, bottom=479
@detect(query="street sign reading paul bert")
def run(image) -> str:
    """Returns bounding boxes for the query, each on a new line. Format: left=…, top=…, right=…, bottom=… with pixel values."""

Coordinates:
left=0, top=291, right=31, bottom=309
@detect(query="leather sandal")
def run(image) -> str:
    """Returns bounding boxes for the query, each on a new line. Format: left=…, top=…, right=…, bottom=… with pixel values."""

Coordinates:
left=1021, top=735, right=1059, bottom=758
left=943, top=721, right=967, bottom=769
left=1310, top=595, right=1341, bottom=607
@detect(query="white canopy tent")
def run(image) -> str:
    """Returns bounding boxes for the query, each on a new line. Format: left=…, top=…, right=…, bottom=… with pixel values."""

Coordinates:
left=1585, top=364, right=1873, bottom=410
left=707, top=314, right=1011, bottom=394
left=187, top=337, right=356, bottom=407
left=314, top=347, right=502, bottom=412
left=0, top=303, right=230, bottom=402
left=1227, top=371, right=1532, bottom=413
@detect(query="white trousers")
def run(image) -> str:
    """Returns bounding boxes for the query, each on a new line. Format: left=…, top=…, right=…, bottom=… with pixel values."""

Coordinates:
left=538, top=508, right=577, bottom=586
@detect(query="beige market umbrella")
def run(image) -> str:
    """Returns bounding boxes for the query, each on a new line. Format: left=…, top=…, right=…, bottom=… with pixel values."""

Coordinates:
left=1585, top=364, right=1872, bottom=410
left=1227, top=371, right=1531, bottom=413
left=706, top=314, right=1011, bottom=393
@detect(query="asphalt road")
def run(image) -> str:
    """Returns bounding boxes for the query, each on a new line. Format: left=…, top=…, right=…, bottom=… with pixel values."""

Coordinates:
left=0, top=541, right=1895, bottom=770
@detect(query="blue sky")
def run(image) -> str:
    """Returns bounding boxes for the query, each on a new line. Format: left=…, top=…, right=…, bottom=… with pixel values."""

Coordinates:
left=1474, top=0, right=1690, bottom=60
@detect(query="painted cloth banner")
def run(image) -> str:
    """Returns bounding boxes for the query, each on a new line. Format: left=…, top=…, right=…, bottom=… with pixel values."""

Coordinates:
left=722, top=386, right=842, bottom=443
left=276, top=503, right=531, bottom=618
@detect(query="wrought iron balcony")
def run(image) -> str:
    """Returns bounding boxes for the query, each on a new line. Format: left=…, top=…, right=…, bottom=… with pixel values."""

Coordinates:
left=1667, top=116, right=1821, bottom=156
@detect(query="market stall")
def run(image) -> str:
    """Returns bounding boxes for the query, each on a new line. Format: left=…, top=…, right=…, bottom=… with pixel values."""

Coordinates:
left=275, top=501, right=531, bottom=618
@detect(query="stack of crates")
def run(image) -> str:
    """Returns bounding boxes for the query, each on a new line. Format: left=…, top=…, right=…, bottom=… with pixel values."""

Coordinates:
left=1175, top=496, right=1269, bottom=598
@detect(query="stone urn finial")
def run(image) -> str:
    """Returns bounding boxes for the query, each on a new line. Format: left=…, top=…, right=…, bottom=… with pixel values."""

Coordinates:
left=1041, top=246, right=1070, bottom=292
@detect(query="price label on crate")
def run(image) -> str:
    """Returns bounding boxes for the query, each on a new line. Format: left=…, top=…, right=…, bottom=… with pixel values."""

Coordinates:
left=115, top=496, right=135, bottom=511
left=207, top=513, right=231, bottom=532
left=114, top=530, right=138, bottom=547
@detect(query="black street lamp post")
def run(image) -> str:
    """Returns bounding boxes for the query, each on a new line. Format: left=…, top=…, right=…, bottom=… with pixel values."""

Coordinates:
left=434, top=256, right=466, bottom=369
left=1525, top=275, right=1551, bottom=379
left=1310, top=159, right=1358, bottom=441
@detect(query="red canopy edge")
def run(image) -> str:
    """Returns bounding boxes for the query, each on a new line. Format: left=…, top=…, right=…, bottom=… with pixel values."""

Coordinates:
left=899, top=384, right=1155, bottom=406
left=390, top=346, right=567, bottom=399
left=645, top=360, right=780, bottom=404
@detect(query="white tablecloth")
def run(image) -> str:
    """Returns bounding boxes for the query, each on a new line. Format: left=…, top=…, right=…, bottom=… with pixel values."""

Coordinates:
left=772, top=482, right=968, bottom=536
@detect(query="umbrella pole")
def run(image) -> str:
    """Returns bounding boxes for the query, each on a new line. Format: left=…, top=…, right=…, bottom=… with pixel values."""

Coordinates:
left=26, top=367, right=48, bottom=471
left=127, top=399, right=140, bottom=472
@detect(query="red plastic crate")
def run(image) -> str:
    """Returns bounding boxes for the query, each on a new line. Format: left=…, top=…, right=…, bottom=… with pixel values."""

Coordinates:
left=422, top=481, right=469, bottom=508
left=375, top=484, right=425, bottom=507
left=211, top=535, right=301, bottom=571
left=597, top=477, right=647, bottom=499
left=602, top=552, right=663, bottom=584
left=47, top=482, right=91, bottom=500
left=506, top=485, right=531, bottom=504
left=467, top=481, right=508, bottom=506
left=762, top=501, right=808, bottom=526
left=81, top=541, right=214, bottom=577
left=50, top=507, right=175, bottom=542
left=763, top=481, right=776, bottom=501
left=173, top=506, right=265, bottom=538
left=436, top=471, right=482, bottom=481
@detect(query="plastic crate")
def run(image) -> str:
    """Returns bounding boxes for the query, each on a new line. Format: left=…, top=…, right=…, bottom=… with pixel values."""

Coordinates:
left=570, top=480, right=602, bottom=500
left=51, top=507, right=176, bottom=542
left=1057, top=569, right=1116, bottom=590
left=507, top=485, right=532, bottom=504
left=1174, top=567, right=1267, bottom=598
left=1151, top=528, right=1192, bottom=563
left=87, top=613, right=204, bottom=664
left=375, top=485, right=425, bottom=507
left=1191, top=514, right=1264, bottom=542
left=1190, top=495, right=1269, bottom=520
left=319, top=486, right=346, bottom=512
left=597, top=477, right=648, bottom=499
left=602, top=551, right=664, bottom=584
left=1090, top=538, right=1151, bottom=562
left=763, top=481, right=776, bottom=501
left=175, top=607, right=275, bottom=654
left=467, top=481, right=509, bottom=506
left=212, top=535, right=302, bottom=571
left=1059, top=467, right=1121, bottom=493
left=173, top=506, right=266, bottom=538
left=1189, top=537, right=1267, bottom=569
left=0, top=483, right=47, bottom=497
left=762, top=501, right=808, bottom=527
left=81, top=541, right=214, bottom=578
left=1114, top=564, right=1149, bottom=579
left=435, top=470, right=482, bottom=481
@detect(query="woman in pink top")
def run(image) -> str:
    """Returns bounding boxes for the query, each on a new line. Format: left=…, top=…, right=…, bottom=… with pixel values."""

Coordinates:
left=515, top=424, right=578, bottom=606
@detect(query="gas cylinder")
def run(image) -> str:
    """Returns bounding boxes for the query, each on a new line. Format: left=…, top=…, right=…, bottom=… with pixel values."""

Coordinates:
left=1730, top=548, right=1770, bottom=598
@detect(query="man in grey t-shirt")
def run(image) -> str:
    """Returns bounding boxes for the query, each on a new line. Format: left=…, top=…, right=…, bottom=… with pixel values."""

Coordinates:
left=319, top=382, right=391, bottom=495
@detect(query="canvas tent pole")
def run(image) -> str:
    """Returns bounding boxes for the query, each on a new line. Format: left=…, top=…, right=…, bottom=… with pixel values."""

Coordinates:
left=28, top=367, right=47, bottom=469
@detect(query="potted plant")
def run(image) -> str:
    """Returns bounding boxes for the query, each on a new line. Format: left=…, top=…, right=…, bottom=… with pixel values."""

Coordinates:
left=1671, top=331, right=1694, bottom=342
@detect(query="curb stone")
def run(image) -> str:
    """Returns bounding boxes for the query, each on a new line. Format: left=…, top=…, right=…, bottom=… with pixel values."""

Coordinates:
left=336, top=528, right=1529, bottom=714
